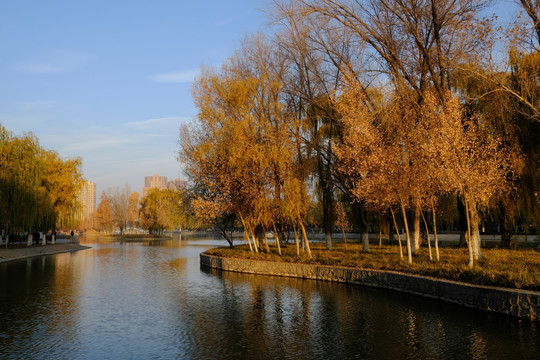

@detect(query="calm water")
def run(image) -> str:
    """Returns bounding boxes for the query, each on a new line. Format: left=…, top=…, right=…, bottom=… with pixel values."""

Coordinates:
left=0, top=234, right=538, bottom=360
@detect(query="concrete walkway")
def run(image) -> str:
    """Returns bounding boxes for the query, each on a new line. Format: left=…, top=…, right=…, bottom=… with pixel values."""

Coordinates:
left=0, top=243, right=90, bottom=264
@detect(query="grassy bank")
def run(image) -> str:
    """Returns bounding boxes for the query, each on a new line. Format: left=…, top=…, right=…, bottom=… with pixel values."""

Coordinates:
left=103, top=234, right=172, bottom=240
left=206, top=242, right=540, bottom=291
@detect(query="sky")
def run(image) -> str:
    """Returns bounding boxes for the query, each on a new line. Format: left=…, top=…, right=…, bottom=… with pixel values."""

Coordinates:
left=0, top=0, right=268, bottom=197
left=0, top=0, right=521, bottom=199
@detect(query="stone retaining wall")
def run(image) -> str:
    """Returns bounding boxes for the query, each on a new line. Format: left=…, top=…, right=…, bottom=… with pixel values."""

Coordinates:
left=200, top=253, right=540, bottom=321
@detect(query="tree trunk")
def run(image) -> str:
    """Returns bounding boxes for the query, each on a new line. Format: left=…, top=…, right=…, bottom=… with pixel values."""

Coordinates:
left=399, top=201, right=413, bottom=264
left=390, top=208, right=403, bottom=260
left=322, top=186, right=333, bottom=250
left=352, top=201, right=370, bottom=252
left=319, top=158, right=333, bottom=250
left=464, top=196, right=474, bottom=268
left=319, top=120, right=336, bottom=252
left=470, top=202, right=482, bottom=261
left=499, top=201, right=512, bottom=248
left=412, top=206, right=421, bottom=255
left=421, top=211, right=432, bottom=261
left=457, top=196, right=468, bottom=247
left=239, top=214, right=253, bottom=252
left=431, top=199, right=440, bottom=261
left=299, top=221, right=312, bottom=258
left=273, top=222, right=282, bottom=256
left=362, top=232, right=370, bottom=252
left=292, top=221, right=300, bottom=256
left=245, top=228, right=253, bottom=252
left=263, top=232, right=271, bottom=253
left=248, top=224, right=259, bottom=253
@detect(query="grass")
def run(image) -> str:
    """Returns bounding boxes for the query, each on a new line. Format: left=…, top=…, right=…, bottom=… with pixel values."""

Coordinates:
left=206, top=241, right=540, bottom=291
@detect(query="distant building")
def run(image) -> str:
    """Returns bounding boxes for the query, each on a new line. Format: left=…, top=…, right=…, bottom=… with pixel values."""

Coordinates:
left=144, top=173, right=168, bottom=189
left=168, top=178, right=186, bottom=191
left=77, top=180, right=96, bottom=222
left=142, top=173, right=186, bottom=197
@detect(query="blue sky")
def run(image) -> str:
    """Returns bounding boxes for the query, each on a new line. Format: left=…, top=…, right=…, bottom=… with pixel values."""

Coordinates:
left=0, top=0, right=521, bottom=198
left=0, top=0, right=267, bottom=196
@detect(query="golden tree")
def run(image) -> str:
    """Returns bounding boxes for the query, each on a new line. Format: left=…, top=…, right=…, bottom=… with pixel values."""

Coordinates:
left=335, top=87, right=416, bottom=263
left=420, top=91, right=522, bottom=267
left=180, top=36, right=312, bottom=255
left=0, top=124, right=82, bottom=237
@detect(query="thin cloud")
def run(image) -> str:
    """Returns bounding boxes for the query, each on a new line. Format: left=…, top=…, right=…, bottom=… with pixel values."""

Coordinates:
left=147, top=68, right=199, bottom=83
left=124, top=116, right=191, bottom=130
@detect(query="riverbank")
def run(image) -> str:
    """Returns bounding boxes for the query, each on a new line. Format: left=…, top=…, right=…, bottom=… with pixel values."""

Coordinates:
left=201, top=251, right=540, bottom=321
left=101, top=234, right=173, bottom=242
left=0, top=243, right=90, bottom=264
left=207, top=243, right=540, bottom=290
left=202, top=242, right=540, bottom=321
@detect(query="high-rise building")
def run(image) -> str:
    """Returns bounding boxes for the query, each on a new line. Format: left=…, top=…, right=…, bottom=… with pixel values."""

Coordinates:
left=77, top=180, right=96, bottom=222
left=168, top=178, right=186, bottom=191
left=142, top=174, right=186, bottom=197
left=144, top=173, right=168, bottom=189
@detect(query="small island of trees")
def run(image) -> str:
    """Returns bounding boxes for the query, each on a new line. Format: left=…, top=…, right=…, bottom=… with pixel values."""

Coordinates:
left=176, top=0, right=540, bottom=283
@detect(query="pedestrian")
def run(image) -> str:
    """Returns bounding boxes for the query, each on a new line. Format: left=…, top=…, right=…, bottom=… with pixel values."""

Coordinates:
left=70, top=230, right=74, bottom=243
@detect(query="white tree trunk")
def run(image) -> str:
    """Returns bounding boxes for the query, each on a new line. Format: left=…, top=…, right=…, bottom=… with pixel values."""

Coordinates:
left=464, top=196, right=474, bottom=268
left=41, top=232, right=46, bottom=245
left=325, top=232, right=333, bottom=250
left=51, top=234, right=55, bottom=245
left=470, top=203, right=482, bottom=260
left=390, top=208, right=403, bottom=260
left=300, top=222, right=312, bottom=258
left=27, top=234, right=33, bottom=247
left=292, top=222, right=300, bottom=256
left=412, top=207, right=421, bottom=255
left=400, top=201, right=413, bottom=264
left=362, top=231, right=370, bottom=252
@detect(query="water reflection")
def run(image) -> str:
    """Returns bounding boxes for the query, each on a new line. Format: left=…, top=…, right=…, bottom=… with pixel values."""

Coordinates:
left=0, top=235, right=538, bottom=359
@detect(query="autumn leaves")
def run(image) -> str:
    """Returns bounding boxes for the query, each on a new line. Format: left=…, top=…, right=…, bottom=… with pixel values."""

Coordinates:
left=337, top=89, right=519, bottom=266
left=0, top=125, right=83, bottom=236
left=179, top=0, right=536, bottom=268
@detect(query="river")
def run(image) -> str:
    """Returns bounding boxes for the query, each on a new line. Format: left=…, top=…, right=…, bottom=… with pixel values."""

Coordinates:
left=0, top=234, right=538, bottom=359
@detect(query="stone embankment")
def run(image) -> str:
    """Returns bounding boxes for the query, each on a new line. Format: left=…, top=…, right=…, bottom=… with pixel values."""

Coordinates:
left=0, top=243, right=90, bottom=264
left=200, top=253, right=540, bottom=321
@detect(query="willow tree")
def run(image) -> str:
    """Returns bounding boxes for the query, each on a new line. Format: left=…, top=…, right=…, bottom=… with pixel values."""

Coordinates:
left=0, top=125, right=82, bottom=237
left=0, top=129, right=42, bottom=233
left=139, top=188, right=183, bottom=234
left=272, top=2, right=363, bottom=250
left=504, top=3, right=540, bottom=239
left=180, top=35, right=311, bottom=254
left=41, top=149, right=83, bottom=229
